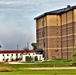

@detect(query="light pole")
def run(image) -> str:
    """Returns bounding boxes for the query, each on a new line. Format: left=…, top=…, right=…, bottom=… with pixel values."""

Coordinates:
left=0, top=45, right=2, bottom=50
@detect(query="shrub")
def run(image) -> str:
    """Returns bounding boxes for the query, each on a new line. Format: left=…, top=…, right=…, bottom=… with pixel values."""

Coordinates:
left=35, top=56, right=38, bottom=61
left=26, top=56, right=33, bottom=62
left=0, top=67, right=13, bottom=72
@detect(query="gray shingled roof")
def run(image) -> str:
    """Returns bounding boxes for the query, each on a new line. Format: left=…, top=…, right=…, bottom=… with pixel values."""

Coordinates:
left=34, top=5, right=76, bottom=20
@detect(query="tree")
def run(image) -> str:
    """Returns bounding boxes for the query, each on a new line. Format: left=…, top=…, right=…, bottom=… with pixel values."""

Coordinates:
left=26, top=56, right=33, bottom=62
left=72, top=45, right=76, bottom=66
left=31, top=43, right=37, bottom=50
left=35, top=56, right=38, bottom=61
left=23, top=47, right=29, bottom=53
left=72, top=53, right=76, bottom=66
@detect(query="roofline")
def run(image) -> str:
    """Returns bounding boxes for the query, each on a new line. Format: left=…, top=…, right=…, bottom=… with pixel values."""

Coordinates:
left=34, top=12, right=58, bottom=20
left=0, top=50, right=35, bottom=54
left=34, top=5, right=76, bottom=20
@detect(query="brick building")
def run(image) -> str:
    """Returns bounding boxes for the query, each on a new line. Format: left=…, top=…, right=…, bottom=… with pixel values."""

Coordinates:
left=34, top=5, right=76, bottom=60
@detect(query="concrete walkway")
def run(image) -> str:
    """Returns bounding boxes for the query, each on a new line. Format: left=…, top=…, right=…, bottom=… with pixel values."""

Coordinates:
left=28, top=67, right=76, bottom=70
left=8, top=62, right=25, bottom=64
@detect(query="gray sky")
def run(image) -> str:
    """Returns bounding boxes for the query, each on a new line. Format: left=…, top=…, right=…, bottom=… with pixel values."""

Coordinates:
left=0, top=0, right=76, bottom=50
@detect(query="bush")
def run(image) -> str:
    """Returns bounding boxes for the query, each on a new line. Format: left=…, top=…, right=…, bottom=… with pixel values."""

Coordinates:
left=26, top=56, right=33, bottom=62
left=35, top=56, right=38, bottom=61
left=0, top=67, right=13, bottom=72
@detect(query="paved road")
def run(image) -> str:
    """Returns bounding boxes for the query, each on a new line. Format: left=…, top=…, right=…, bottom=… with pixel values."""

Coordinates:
left=28, top=67, right=76, bottom=70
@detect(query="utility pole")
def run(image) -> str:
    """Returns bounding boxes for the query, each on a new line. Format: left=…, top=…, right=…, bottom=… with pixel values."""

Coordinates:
left=17, top=44, right=19, bottom=50
left=27, top=42, right=29, bottom=50
left=0, top=45, right=2, bottom=50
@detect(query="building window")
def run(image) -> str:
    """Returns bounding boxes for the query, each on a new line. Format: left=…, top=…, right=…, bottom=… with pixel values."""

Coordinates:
left=52, top=56, right=56, bottom=59
left=55, top=50, right=59, bottom=52
left=57, top=27, right=58, bottom=30
left=42, top=20, right=44, bottom=26
left=20, top=54, right=22, bottom=56
left=44, top=32, right=45, bottom=36
left=57, top=54, right=59, bottom=56
left=42, top=32, right=44, bottom=37
left=16, top=54, right=18, bottom=58
left=7, top=54, right=9, bottom=56
left=57, top=41, right=58, bottom=43
left=3, top=54, right=4, bottom=56
left=57, top=32, right=58, bottom=34
left=7, top=58, right=9, bottom=60
left=11, top=54, right=13, bottom=56
left=57, top=45, right=59, bottom=47
left=16, top=54, right=18, bottom=56
left=57, top=37, right=58, bottom=38
left=44, top=42, right=45, bottom=47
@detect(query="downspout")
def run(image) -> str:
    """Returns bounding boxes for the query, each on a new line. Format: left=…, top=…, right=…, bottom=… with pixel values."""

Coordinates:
left=66, top=12, right=68, bottom=60
left=46, top=16, right=48, bottom=60
left=60, top=14, right=63, bottom=59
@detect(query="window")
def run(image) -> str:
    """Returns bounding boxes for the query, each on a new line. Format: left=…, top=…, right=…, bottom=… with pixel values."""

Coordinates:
left=42, top=32, right=44, bottom=37
left=55, top=50, right=59, bottom=52
left=3, top=54, right=4, bottom=56
left=57, top=45, right=59, bottom=47
left=52, top=56, right=56, bottom=59
left=20, top=54, right=22, bottom=56
left=43, top=31, right=45, bottom=36
left=57, top=32, right=58, bottom=34
left=57, top=54, right=59, bottom=56
left=7, top=54, right=9, bottom=56
left=11, top=54, right=13, bottom=56
left=57, top=27, right=58, bottom=30
left=44, top=42, right=45, bottom=47
left=16, top=54, right=18, bottom=57
left=57, top=40, right=58, bottom=43
left=7, top=58, right=9, bottom=60
left=42, top=20, right=44, bottom=26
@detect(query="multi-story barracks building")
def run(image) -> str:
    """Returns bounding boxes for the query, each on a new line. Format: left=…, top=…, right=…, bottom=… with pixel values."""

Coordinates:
left=34, top=5, right=76, bottom=60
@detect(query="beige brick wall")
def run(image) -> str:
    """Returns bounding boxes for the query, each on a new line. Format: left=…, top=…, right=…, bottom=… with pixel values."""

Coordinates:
left=74, top=9, right=76, bottom=22
left=36, top=9, right=76, bottom=60
left=47, top=15, right=57, bottom=26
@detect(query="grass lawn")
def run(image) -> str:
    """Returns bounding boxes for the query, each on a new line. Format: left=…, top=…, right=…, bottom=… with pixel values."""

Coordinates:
left=0, top=69, right=76, bottom=75
left=0, top=59, right=72, bottom=68
left=0, top=59, right=74, bottom=75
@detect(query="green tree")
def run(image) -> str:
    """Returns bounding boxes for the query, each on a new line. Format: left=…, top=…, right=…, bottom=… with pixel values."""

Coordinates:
left=72, top=45, right=76, bottom=66
left=35, top=56, right=38, bottom=61
left=26, top=56, right=33, bottom=62
left=31, top=43, right=37, bottom=50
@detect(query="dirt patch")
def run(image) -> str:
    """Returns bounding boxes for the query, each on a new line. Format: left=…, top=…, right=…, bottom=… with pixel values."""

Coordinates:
left=0, top=66, right=13, bottom=72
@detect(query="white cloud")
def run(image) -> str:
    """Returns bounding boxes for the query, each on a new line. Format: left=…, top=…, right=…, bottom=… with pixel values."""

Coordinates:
left=0, top=1, right=37, bottom=5
left=0, top=1, right=25, bottom=5
left=0, top=0, right=76, bottom=50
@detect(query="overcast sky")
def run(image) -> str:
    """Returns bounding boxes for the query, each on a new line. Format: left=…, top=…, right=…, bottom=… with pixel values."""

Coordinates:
left=0, top=0, right=76, bottom=50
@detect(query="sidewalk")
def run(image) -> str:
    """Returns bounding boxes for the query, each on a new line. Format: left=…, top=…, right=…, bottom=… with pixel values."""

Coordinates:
left=8, top=62, right=25, bottom=64
left=28, top=67, right=76, bottom=70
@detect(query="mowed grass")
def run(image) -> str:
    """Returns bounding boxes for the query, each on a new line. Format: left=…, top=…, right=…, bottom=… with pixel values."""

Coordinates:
left=0, top=70, right=76, bottom=75
left=0, top=59, right=72, bottom=68
left=0, top=59, right=74, bottom=75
